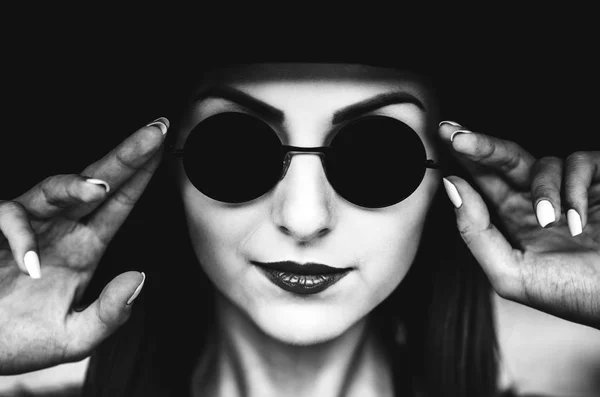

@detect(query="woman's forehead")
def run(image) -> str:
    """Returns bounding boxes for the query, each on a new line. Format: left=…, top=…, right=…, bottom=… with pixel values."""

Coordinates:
left=198, top=63, right=424, bottom=87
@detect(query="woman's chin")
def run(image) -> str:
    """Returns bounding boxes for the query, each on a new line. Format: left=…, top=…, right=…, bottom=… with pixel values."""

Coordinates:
left=253, top=304, right=365, bottom=346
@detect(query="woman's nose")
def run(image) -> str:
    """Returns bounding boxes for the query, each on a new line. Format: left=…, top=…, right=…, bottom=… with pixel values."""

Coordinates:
left=272, top=153, right=334, bottom=242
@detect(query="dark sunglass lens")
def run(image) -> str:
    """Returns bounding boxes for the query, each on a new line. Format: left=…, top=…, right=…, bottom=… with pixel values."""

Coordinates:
left=182, top=113, right=283, bottom=203
left=326, top=116, right=427, bottom=208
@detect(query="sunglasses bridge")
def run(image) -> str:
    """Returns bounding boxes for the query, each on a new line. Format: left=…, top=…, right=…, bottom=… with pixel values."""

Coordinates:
left=279, top=145, right=332, bottom=181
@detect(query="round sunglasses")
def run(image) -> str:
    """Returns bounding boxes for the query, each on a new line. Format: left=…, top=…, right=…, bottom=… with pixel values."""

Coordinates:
left=171, top=112, right=441, bottom=208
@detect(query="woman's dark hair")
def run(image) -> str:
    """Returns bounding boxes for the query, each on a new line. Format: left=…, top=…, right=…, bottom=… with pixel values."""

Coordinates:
left=75, top=59, right=508, bottom=397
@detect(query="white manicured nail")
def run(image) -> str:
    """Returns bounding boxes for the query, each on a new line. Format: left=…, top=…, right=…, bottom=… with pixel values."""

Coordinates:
left=23, top=251, right=41, bottom=279
left=438, top=120, right=462, bottom=127
left=146, top=117, right=170, bottom=135
left=85, top=178, right=110, bottom=194
left=450, top=129, right=472, bottom=142
left=536, top=200, right=556, bottom=228
left=127, top=272, right=146, bottom=305
left=443, top=178, right=463, bottom=208
left=567, top=209, right=583, bottom=236
left=439, top=120, right=462, bottom=128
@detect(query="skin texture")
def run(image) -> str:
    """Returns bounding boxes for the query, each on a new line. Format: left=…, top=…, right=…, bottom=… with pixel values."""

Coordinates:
left=171, top=63, right=441, bottom=396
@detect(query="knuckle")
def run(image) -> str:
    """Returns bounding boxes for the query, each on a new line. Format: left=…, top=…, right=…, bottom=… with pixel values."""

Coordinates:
left=39, top=174, right=64, bottom=191
left=476, top=139, right=524, bottom=173
left=138, top=162, right=157, bottom=177
left=45, top=174, right=88, bottom=206
left=535, top=156, right=562, bottom=170
left=493, top=278, right=518, bottom=301
left=473, top=138, right=495, bottom=160
left=0, top=200, right=27, bottom=217
left=69, top=177, right=93, bottom=201
left=112, top=189, right=138, bottom=207
left=42, top=192, right=69, bottom=209
left=531, top=183, right=555, bottom=198
left=566, top=151, right=592, bottom=171
left=563, top=152, right=593, bottom=195
left=456, top=219, right=492, bottom=246
left=531, top=159, right=562, bottom=186
left=492, top=251, right=525, bottom=301
left=457, top=226, right=473, bottom=245
left=566, top=151, right=590, bottom=166
left=539, top=155, right=562, bottom=164
left=40, top=174, right=69, bottom=207
left=115, top=146, right=139, bottom=172
left=499, top=151, right=522, bottom=173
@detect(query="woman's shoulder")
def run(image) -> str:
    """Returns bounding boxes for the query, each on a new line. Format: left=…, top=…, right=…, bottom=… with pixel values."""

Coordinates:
left=0, top=358, right=88, bottom=397
left=493, top=291, right=600, bottom=397
left=0, top=385, right=82, bottom=397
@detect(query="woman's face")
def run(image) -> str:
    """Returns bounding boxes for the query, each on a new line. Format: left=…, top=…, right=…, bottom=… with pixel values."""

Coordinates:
left=173, top=63, right=441, bottom=345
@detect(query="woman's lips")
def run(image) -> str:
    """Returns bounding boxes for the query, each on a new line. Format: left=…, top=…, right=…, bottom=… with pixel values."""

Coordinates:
left=251, top=261, right=352, bottom=295
left=252, top=260, right=351, bottom=275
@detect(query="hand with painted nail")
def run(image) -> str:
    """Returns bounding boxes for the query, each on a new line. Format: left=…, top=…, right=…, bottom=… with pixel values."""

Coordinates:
left=439, top=121, right=600, bottom=330
left=0, top=117, right=169, bottom=374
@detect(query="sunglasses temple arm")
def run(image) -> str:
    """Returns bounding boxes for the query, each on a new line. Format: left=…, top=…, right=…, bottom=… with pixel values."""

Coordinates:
left=426, top=159, right=456, bottom=183
left=425, top=159, right=442, bottom=169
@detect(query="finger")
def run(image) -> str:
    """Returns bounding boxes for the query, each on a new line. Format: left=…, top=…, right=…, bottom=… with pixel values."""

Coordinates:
left=439, top=121, right=516, bottom=203
left=85, top=147, right=164, bottom=244
left=530, top=156, right=563, bottom=228
left=453, top=132, right=536, bottom=188
left=72, top=117, right=169, bottom=220
left=65, top=271, right=145, bottom=359
left=0, top=200, right=41, bottom=278
left=442, top=176, right=521, bottom=297
left=15, top=174, right=109, bottom=220
left=444, top=176, right=600, bottom=329
left=439, top=121, right=537, bottom=199
left=563, top=151, right=600, bottom=236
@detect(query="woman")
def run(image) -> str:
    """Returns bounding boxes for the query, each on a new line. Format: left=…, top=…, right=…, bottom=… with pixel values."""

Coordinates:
left=0, top=58, right=598, bottom=397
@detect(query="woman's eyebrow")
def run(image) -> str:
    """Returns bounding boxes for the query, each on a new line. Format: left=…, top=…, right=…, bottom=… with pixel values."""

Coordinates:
left=194, top=86, right=285, bottom=124
left=193, top=86, right=425, bottom=126
left=332, top=91, right=426, bottom=125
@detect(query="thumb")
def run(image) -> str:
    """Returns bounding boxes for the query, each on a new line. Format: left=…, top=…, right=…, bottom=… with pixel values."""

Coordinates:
left=443, top=176, right=521, bottom=298
left=65, top=271, right=146, bottom=359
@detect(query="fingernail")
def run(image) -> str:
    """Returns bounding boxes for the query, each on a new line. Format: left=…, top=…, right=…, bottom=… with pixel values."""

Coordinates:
left=536, top=200, right=556, bottom=228
left=23, top=251, right=41, bottom=279
left=85, top=178, right=110, bottom=194
left=439, top=120, right=462, bottom=128
left=567, top=209, right=583, bottom=236
left=146, top=117, right=170, bottom=135
left=450, top=129, right=473, bottom=142
left=127, top=272, right=146, bottom=305
left=443, top=178, right=463, bottom=208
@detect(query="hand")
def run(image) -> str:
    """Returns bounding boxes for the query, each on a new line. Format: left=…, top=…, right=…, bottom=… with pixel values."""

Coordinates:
left=439, top=121, right=600, bottom=330
left=0, top=117, right=169, bottom=374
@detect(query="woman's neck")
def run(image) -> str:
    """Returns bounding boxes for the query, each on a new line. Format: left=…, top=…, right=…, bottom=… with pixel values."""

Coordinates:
left=191, top=292, right=394, bottom=397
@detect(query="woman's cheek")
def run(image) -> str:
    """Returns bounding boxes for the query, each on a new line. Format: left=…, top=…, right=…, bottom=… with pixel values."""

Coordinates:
left=366, top=185, right=437, bottom=302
